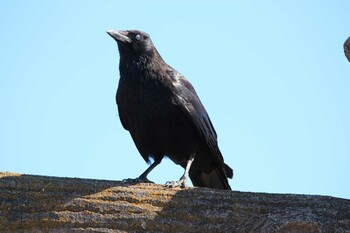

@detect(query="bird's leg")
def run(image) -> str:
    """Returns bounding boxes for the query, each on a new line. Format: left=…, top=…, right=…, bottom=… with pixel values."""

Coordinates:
left=123, top=160, right=161, bottom=183
left=165, top=153, right=196, bottom=188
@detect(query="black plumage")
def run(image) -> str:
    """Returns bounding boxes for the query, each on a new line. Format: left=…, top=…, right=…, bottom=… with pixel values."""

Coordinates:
left=107, top=29, right=233, bottom=190
left=345, top=36, right=350, bottom=62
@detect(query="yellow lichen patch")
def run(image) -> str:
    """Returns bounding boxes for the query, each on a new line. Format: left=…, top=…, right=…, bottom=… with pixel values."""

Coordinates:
left=0, top=172, right=22, bottom=178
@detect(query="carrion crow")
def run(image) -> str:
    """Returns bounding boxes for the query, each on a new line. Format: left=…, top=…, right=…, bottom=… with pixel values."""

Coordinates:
left=107, top=29, right=233, bottom=190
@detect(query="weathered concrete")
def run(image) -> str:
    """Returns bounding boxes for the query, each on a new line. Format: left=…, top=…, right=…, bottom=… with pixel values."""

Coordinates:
left=1, top=172, right=349, bottom=232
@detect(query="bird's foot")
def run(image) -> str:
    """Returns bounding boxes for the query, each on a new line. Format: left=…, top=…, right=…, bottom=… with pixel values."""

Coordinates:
left=122, top=177, right=154, bottom=184
left=165, top=176, right=187, bottom=189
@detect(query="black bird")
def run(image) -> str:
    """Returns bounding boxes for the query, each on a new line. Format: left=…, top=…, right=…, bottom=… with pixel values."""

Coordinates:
left=107, top=29, right=233, bottom=190
left=345, top=36, right=350, bottom=62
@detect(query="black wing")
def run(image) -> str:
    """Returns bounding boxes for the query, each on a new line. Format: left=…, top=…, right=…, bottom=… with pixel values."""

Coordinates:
left=167, top=68, right=232, bottom=188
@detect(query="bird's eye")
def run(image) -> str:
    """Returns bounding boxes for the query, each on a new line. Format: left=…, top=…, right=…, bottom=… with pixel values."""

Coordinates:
left=135, top=34, right=142, bottom=41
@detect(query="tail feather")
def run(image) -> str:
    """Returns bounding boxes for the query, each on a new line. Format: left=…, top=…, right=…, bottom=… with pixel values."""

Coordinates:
left=190, top=168, right=231, bottom=190
left=224, top=163, right=234, bottom=179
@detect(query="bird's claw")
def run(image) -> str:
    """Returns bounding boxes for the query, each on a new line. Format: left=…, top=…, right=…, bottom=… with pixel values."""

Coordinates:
left=165, top=179, right=187, bottom=189
left=122, top=177, right=154, bottom=184
left=122, top=178, right=139, bottom=183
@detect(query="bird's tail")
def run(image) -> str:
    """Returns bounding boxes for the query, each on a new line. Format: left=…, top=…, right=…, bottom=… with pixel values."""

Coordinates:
left=190, top=163, right=233, bottom=190
left=224, top=163, right=234, bottom=179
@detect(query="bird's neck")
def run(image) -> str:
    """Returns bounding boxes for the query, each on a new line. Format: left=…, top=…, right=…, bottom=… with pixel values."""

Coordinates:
left=120, top=49, right=166, bottom=72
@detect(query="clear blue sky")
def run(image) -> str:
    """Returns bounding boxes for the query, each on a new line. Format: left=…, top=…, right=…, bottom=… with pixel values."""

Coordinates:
left=1, top=1, right=349, bottom=199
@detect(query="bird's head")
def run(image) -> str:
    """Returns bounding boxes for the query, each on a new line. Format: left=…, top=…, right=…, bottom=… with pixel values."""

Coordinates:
left=107, top=29, right=154, bottom=57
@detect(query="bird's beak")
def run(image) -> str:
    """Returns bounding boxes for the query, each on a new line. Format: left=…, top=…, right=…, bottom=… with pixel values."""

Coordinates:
left=106, top=29, right=131, bottom=44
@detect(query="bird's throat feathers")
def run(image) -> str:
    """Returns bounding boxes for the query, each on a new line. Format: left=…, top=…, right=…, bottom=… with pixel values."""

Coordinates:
left=119, top=48, right=166, bottom=73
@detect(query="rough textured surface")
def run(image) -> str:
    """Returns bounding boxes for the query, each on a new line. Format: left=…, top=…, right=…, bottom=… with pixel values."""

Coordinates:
left=1, top=172, right=349, bottom=233
left=345, top=36, right=350, bottom=62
